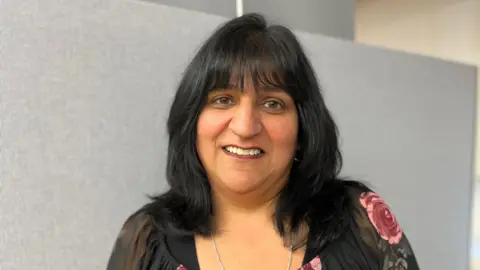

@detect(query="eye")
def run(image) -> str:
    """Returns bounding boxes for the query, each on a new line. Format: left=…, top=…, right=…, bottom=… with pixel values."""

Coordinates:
left=211, top=96, right=235, bottom=108
left=263, top=100, right=284, bottom=110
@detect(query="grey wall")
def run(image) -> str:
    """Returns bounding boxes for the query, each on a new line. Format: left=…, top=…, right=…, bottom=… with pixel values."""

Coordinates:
left=142, top=0, right=355, bottom=40
left=141, top=0, right=236, bottom=18
left=1, top=1, right=476, bottom=270
left=296, top=32, right=477, bottom=269
left=243, top=0, right=355, bottom=39
left=0, top=1, right=227, bottom=270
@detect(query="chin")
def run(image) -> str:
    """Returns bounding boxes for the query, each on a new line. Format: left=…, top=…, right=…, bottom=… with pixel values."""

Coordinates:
left=220, top=177, right=264, bottom=195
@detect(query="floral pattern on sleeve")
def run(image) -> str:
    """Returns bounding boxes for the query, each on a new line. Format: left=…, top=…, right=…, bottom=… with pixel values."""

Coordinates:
left=299, top=256, right=322, bottom=270
left=359, top=192, right=419, bottom=270
left=359, top=192, right=403, bottom=245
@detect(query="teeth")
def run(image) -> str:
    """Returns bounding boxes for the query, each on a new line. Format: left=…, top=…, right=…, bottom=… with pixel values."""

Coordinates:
left=225, top=146, right=262, bottom=156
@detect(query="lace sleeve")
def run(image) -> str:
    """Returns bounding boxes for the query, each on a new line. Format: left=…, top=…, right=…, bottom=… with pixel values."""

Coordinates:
left=353, top=190, right=421, bottom=270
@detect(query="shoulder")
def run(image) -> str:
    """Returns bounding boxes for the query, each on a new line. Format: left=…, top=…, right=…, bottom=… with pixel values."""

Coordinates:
left=117, top=210, right=155, bottom=248
left=344, top=183, right=405, bottom=246
left=107, top=210, right=157, bottom=270
left=309, top=181, right=420, bottom=269
left=343, top=182, right=420, bottom=269
left=107, top=204, right=185, bottom=270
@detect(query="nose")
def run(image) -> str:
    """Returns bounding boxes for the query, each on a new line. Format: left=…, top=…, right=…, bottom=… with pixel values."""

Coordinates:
left=229, top=99, right=262, bottom=138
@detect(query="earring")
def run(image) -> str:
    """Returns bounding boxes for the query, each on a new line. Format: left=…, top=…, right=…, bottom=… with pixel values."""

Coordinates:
left=294, top=148, right=301, bottom=162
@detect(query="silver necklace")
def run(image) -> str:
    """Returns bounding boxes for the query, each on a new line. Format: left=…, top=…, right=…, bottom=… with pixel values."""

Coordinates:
left=211, top=233, right=294, bottom=270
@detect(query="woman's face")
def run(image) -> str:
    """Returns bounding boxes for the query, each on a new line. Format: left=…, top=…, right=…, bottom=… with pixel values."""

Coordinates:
left=196, top=75, right=298, bottom=199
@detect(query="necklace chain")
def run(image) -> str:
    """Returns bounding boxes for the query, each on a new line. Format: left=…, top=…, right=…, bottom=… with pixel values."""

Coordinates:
left=211, top=233, right=294, bottom=270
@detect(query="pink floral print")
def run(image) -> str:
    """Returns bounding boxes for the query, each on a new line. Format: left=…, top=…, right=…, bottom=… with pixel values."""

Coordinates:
left=299, top=256, right=322, bottom=270
left=359, top=192, right=403, bottom=245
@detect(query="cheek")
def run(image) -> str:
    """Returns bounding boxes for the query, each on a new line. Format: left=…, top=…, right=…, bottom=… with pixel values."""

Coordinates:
left=265, top=116, right=298, bottom=149
left=196, top=111, right=230, bottom=146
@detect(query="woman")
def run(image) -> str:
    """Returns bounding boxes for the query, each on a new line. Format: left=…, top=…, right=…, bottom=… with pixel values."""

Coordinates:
left=107, top=13, right=419, bottom=270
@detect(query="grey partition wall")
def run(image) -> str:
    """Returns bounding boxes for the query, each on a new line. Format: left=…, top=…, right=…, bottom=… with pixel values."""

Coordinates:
left=243, top=0, right=355, bottom=39
left=297, top=32, right=477, bottom=270
left=142, top=0, right=236, bottom=17
left=141, top=0, right=355, bottom=39
left=1, top=1, right=476, bottom=270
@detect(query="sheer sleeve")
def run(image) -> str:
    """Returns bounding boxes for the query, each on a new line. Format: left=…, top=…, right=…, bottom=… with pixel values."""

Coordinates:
left=107, top=212, right=155, bottom=270
left=106, top=210, right=185, bottom=270
left=352, top=189, right=420, bottom=270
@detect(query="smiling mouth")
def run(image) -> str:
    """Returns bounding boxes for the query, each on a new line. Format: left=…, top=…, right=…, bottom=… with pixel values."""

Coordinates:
left=223, top=146, right=265, bottom=157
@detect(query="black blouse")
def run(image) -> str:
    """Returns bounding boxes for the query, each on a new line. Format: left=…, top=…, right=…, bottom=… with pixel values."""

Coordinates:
left=107, top=188, right=420, bottom=270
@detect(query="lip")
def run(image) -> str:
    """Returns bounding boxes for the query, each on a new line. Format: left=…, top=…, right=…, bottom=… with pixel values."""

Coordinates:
left=222, top=144, right=265, bottom=160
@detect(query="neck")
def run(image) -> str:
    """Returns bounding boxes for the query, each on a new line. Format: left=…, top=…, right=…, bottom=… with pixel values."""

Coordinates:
left=207, top=188, right=309, bottom=251
left=208, top=171, right=291, bottom=236
left=211, top=191, right=279, bottom=234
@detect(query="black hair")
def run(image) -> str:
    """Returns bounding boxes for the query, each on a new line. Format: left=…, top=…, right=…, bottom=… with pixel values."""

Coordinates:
left=145, top=13, right=368, bottom=252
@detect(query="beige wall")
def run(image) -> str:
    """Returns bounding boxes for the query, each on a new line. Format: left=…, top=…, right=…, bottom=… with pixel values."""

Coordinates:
left=356, top=0, right=480, bottom=174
